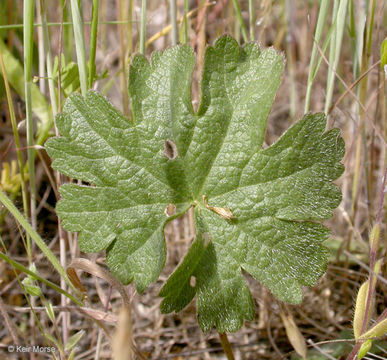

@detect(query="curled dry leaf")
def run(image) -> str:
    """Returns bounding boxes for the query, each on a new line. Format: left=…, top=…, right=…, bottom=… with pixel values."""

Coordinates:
left=280, top=310, right=307, bottom=360
left=67, top=258, right=131, bottom=307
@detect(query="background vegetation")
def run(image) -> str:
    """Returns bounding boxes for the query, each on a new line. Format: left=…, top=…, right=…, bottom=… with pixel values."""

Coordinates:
left=0, top=0, right=386, bottom=359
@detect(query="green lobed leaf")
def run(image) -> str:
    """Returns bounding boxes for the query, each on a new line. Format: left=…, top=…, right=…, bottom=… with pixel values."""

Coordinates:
left=45, top=35, right=344, bottom=333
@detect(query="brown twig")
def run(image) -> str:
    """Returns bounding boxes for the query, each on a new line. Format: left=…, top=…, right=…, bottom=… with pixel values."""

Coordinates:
left=0, top=296, right=25, bottom=359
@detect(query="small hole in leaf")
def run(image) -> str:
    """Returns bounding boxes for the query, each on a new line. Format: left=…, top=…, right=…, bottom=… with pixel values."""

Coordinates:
left=190, top=276, right=196, bottom=287
left=202, top=232, right=211, bottom=247
left=164, top=204, right=176, bottom=217
left=164, top=139, right=178, bottom=160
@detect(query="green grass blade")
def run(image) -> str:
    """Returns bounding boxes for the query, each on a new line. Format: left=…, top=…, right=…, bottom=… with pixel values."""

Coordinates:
left=0, top=251, right=83, bottom=306
left=183, top=0, right=189, bottom=43
left=0, top=189, right=79, bottom=295
left=170, top=0, right=178, bottom=45
left=70, top=0, right=88, bottom=96
left=140, top=0, right=147, bottom=54
left=324, top=0, right=349, bottom=115
left=304, top=0, right=329, bottom=113
left=61, top=0, right=74, bottom=60
left=23, top=0, right=36, bottom=247
left=117, top=0, right=130, bottom=115
left=231, top=0, right=248, bottom=43
left=348, top=0, right=365, bottom=80
left=89, top=0, right=99, bottom=89
left=248, top=0, right=255, bottom=41
left=40, top=0, right=58, bottom=117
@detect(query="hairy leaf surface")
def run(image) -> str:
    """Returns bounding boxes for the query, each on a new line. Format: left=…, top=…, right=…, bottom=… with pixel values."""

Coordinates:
left=46, top=36, right=344, bottom=333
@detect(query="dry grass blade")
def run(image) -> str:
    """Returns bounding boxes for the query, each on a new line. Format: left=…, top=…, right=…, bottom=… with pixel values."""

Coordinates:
left=0, top=296, right=22, bottom=350
left=145, top=2, right=213, bottom=49
left=6, top=305, right=118, bottom=323
left=307, top=339, right=337, bottom=360
left=328, top=60, right=381, bottom=114
left=280, top=308, right=307, bottom=360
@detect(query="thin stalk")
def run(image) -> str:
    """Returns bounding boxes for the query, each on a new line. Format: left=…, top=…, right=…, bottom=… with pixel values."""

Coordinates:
left=36, top=0, right=46, bottom=94
left=347, top=170, right=387, bottom=360
left=127, top=0, right=134, bottom=58
left=348, top=0, right=365, bottom=80
left=40, top=0, right=58, bottom=116
left=196, top=0, right=207, bottom=74
left=183, top=0, right=189, bottom=43
left=70, top=0, right=88, bottom=96
left=234, top=9, right=240, bottom=43
left=351, top=0, right=376, bottom=214
left=140, top=0, right=147, bottom=54
left=346, top=342, right=362, bottom=360
left=360, top=171, right=387, bottom=336
left=170, top=0, right=178, bottom=45
left=0, top=189, right=79, bottom=296
left=23, top=0, right=36, bottom=248
left=117, top=0, right=129, bottom=115
left=365, top=0, right=375, bottom=61
left=218, top=332, right=235, bottom=360
left=324, top=0, right=349, bottom=116
left=39, top=296, right=64, bottom=351
left=328, top=61, right=381, bottom=114
left=248, top=0, right=254, bottom=41
left=231, top=0, right=248, bottom=43
left=324, top=0, right=338, bottom=115
left=57, top=3, right=71, bottom=347
left=14, top=10, right=38, bottom=331
left=285, top=0, right=296, bottom=118
left=101, top=0, right=108, bottom=52
left=145, top=4, right=209, bottom=49
left=304, top=0, right=329, bottom=113
left=89, top=0, right=99, bottom=89
left=351, top=137, right=361, bottom=216
left=58, top=8, right=64, bottom=113
left=94, top=330, right=103, bottom=360
left=95, top=286, right=112, bottom=360
left=348, top=0, right=356, bottom=71
left=383, top=70, right=386, bottom=176
left=0, top=52, right=28, bottom=220
left=61, top=0, right=74, bottom=60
